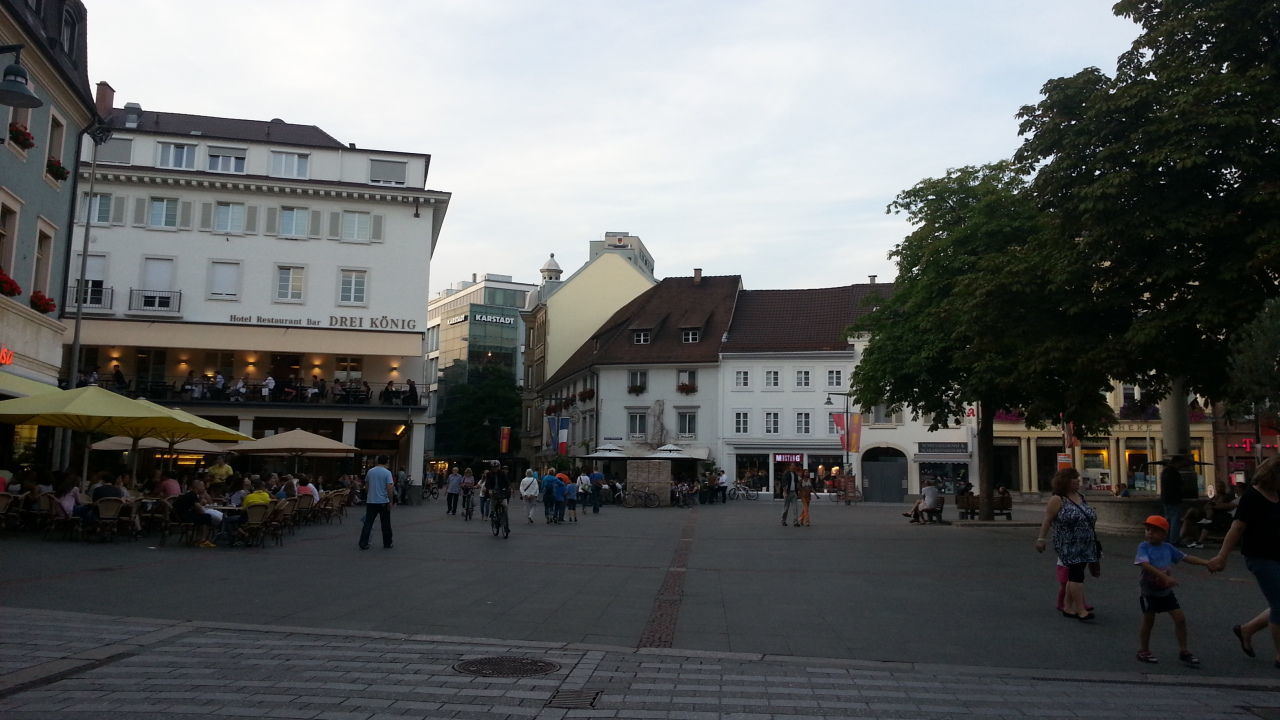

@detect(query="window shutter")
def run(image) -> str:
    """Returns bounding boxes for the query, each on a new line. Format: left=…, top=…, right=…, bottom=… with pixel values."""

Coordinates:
left=110, top=196, right=127, bottom=225
left=178, top=201, right=193, bottom=230
left=77, top=193, right=89, bottom=223
left=198, top=202, right=213, bottom=231
left=133, top=197, right=147, bottom=227
left=264, top=207, right=278, bottom=235
left=371, top=214, right=384, bottom=243
left=893, top=410, right=904, bottom=425
left=328, top=211, right=340, bottom=239
left=308, top=210, right=322, bottom=239
left=244, top=205, right=258, bottom=234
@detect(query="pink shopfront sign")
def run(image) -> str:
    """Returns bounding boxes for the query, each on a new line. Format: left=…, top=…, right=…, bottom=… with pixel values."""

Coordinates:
left=773, top=453, right=803, bottom=463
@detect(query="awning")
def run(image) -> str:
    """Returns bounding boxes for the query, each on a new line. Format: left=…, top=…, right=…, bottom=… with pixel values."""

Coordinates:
left=0, top=370, right=60, bottom=398
left=913, top=453, right=971, bottom=463
left=71, top=320, right=422, bottom=356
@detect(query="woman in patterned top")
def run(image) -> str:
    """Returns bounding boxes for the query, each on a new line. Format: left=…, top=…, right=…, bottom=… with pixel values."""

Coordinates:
left=1035, top=467, right=1100, bottom=621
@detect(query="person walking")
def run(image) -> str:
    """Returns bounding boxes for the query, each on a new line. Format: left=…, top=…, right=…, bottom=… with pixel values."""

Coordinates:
left=590, top=469, right=604, bottom=513
left=797, top=471, right=814, bottom=527
left=1161, top=455, right=1193, bottom=547
left=565, top=475, right=579, bottom=523
left=716, top=469, right=729, bottom=504
left=519, top=469, right=540, bottom=523
left=553, top=472, right=569, bottom=523
left=1209, top=456, right=1280, bottom=666
left=478, top=469, right=492, bottom=519
left=541, top=468, right=558, bottom=524
left=780, top=463, right=801, bottom=527
left=1035, top=467, right=1100, bottom=621
left=358, top=455, right=395, bottom=550
left=444, top=466, right=462, bottom=515
left=1134, top=514, right=1211, bottom=666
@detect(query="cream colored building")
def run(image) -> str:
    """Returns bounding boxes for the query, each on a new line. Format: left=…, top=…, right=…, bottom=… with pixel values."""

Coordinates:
left=519, top=232, right=656, bottom=463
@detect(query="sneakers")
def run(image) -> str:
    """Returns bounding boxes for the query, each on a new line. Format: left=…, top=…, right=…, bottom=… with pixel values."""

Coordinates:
left=1179, top=651, right=1200, bottom=668
left=197, top=540, right=217, bottom=548
left=1184, top=541, right=1203, bottom=548
left=1197, top=518, right=1214, bottom=525
left=1135, top=650, right=1158, bottom=664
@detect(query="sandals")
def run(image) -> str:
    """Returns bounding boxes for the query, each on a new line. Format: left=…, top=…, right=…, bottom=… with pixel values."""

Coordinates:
left=1233, top=625, right=1256, bottom=658
left=1135, top=650, right=1158, bottom=664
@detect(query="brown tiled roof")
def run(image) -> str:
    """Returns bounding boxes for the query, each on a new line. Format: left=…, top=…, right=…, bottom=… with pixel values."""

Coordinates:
left=720, top=283, right=894, bottom=353
left=545, top=275, right=742, bottom=386
left=103, top=108, right=348, bottom=149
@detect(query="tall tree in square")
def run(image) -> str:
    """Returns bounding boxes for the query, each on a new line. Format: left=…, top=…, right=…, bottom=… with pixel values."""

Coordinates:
left=850, top=162, right=1117, bottom=520
left=1015, top=0, right=1280, bottom=452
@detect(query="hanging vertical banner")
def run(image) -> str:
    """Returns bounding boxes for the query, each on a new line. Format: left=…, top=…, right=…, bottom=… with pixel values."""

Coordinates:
left=833, top=414, right=863, bottom=453
left=557, top=417, right=570, bottom=455
left=545, top=416, right=556, bottom=451
left=499, top=426, right=511, bottom=454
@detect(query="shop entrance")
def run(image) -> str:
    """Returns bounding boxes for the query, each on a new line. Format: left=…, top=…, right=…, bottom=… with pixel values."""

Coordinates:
left=862, top=447, right=907, bottom=503
left=734, top=454, right=769, bottom=490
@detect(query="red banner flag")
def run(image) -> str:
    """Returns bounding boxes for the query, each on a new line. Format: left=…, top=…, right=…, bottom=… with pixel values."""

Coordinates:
left=499, top=426, right=511, bottom=454
left=833, top=413, right=862, bottom=453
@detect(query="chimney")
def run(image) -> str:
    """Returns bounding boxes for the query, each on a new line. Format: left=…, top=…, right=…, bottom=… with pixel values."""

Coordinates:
left=471, top=273, right=477, bottom=283
left=94, top=81, right=115, bottom=120
left=868, top=274, right=877, bottom=285
left=693, top=268, right=702, bottom=285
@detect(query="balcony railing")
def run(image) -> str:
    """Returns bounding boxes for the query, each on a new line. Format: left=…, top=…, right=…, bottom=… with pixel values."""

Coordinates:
left=68, top=375, right=426, bottom=408
left=129, top=289, right=182, bottom=313
left=64, top=284, right=114, bottom=311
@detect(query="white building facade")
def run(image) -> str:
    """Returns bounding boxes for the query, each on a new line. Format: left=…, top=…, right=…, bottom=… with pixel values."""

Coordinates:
left=66, top=91, right=449, bottom=479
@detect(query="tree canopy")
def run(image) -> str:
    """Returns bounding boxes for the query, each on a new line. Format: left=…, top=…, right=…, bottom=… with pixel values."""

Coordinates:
left=434, top=363, right=522, bottom=459
left=1014, top=0, right=1280, bottom=403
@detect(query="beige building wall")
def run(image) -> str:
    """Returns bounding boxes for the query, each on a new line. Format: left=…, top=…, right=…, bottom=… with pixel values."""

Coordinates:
left=544, top=253, right=655, bottom=378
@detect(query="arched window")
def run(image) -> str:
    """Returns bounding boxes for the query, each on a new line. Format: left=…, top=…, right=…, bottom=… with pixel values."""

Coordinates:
left=60, top=8, right=77, bottom=54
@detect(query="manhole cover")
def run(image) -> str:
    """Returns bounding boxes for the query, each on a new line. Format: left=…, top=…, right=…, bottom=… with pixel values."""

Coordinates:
left=453, top=656, right=560, bottom=677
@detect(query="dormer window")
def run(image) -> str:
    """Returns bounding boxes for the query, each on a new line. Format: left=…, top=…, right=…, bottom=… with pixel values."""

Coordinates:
left=60, top=8, right=77, bottom=54
left=633, top=330, right=650, bottom=345
left=681, top=328, right=701, bottom=343
left=369, top=159, right=407, bottom=186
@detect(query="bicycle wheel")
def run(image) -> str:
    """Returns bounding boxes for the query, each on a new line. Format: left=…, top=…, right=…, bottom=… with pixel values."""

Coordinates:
left=623, top=492, right=637, bottom=508
left=728, top=487, right=740, bottom=501
left=501, top=510, right=510, bottom=538
left=491, top=510, right=500, bottom=536
left=745, top=487, right=759, bottom=500
left=644, top=492, right=659, bottom=508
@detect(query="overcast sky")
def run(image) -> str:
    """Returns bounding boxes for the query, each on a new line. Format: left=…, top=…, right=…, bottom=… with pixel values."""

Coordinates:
left=87, top=1, right=1139, bottom=294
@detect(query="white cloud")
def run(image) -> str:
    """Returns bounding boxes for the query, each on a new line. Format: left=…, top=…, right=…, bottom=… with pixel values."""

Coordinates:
left=86, top=0, right=1137, bottom=292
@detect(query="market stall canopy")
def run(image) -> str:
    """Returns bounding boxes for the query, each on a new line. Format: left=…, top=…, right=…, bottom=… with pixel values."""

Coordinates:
left=225, top=428, right=358, bottom=455
left=90, top=436, right=229, bottom=454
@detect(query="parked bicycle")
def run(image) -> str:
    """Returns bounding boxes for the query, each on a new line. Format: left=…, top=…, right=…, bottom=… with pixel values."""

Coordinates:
left=727, top=483, right=758, bottom=500
left=622, top=489, right=660, bottom=508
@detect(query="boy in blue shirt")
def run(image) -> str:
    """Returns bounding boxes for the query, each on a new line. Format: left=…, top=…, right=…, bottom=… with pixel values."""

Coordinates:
left=1134, top=514, right=1211, bottom=666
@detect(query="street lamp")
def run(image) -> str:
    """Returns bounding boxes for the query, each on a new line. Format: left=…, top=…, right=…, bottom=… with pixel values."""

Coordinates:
left=0, top=45, right=43, bottom=109
left=824, top=390, right=856, bottom=492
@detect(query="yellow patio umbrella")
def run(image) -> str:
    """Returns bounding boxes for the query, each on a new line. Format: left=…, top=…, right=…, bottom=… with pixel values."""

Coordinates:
left=225, top=428, right=358, bottom=472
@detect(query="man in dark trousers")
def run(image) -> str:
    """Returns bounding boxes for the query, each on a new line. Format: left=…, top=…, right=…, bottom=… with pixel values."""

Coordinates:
left=780, top=463, right=801, bottom=527
left=358, top=456, right=395, bottom=550
left=1160, top=455, right=1192, bottom=548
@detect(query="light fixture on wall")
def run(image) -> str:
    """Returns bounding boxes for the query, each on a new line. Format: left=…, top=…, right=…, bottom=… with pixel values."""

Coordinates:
left=0, top=45, right=43, bottom=108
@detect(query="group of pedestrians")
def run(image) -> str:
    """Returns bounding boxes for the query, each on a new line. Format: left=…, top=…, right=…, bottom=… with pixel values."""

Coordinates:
left=778, top=462, right=818, bottom=527
left=517, top=467, right=604, bottom=524
left=1035, top=456, right=1280, bottom=670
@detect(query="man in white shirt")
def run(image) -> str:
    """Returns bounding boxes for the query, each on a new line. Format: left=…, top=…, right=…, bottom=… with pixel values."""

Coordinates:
left=716, top=470, right=729, bottom=504
left=904, top=479, right=942, bottom=523
left=261, top=375, right=276, bottom=400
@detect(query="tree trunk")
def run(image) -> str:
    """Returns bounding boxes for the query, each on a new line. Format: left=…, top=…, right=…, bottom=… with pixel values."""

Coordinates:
left=977, top=401, right=995, bottom=522
left=1159, top=377, right=1190, bottom=460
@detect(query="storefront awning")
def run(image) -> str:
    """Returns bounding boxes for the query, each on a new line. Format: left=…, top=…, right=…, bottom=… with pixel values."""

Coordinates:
left=0, top=370, right=60, bottom=398
left=913, top=453, right=971, bottom=463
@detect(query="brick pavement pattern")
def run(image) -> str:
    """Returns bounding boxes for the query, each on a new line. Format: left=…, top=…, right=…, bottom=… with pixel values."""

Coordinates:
left=2, top=607, right=1280, bottom=719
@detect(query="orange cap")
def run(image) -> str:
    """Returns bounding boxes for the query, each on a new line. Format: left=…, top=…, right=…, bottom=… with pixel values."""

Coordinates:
left=1143, top=515, right=1169, bottom=532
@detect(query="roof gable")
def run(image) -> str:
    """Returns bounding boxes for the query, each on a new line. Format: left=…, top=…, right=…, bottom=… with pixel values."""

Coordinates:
left=720, top=283, right=893, bottom=353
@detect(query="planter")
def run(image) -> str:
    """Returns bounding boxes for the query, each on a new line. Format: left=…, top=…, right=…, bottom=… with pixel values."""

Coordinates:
left=0, top=269, right=21, bottom=298
left=29, top=290, right=56, bottom=314
left=627, top=385, right=646, bottom=395
left=46, top=157, right=70, bottom=182
left=677, top=383, right=697, bottom=395
left=7, top=123, right=34, bottom=150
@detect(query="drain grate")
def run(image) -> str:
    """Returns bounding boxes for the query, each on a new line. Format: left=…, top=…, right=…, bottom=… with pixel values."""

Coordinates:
left=546, top=690, right=600, bottom=709
left=452, top=656, right=560, bottom=677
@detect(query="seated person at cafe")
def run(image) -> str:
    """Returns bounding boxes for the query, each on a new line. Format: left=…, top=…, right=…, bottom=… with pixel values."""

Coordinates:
left=156, top=471, right=181, bottom=499
left=1183, top=480, right=1237, bottom=548
left=226, top=477, right=251, bottom=507
left=173, top=480, right=217, bottom=548
left=297, top=477, right=319, bottom=500
left=229, top=376, right=247, bottom=402
left=91, top=474, right=126, bottom=502
left=903, top=479, right=942, bottom=523
left=380, top=381, right=395, bottom=404
left=242, top=479, right=272, bottom=508
left=276, top=474, right=298, bottom=499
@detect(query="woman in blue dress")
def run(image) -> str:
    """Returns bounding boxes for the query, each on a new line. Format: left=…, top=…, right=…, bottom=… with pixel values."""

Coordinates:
left=1035, top=467, right=1100, bottom=621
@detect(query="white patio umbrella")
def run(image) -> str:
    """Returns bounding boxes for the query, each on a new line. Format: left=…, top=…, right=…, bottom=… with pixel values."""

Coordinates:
left=647, top=444, right=694, bottom=459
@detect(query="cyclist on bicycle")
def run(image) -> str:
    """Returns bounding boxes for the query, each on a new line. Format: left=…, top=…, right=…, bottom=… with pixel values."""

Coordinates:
left=460, top=469, right=477, bottom=519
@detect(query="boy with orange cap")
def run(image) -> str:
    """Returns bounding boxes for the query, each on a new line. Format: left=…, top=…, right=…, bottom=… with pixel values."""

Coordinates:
left=1134, top=514, right=1212, bottom=666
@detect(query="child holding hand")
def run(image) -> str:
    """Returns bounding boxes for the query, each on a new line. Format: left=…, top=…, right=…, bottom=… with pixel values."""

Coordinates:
left=1134, top=514, right=1211, bottom=667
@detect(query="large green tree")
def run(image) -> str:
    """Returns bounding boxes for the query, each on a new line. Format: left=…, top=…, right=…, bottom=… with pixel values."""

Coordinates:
left=434, top=364, right=522, bottom=459
left=1223, top=298, right=1280, bottom=426
left=1014, top=0, right=1280, bottom=421
left=851, top=163, right=1117, bottom=519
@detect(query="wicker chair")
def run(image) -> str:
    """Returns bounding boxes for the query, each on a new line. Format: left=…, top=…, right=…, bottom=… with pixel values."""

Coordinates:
left=42, top=495, right=82, bottom=541
left=157, top=499, right=195, bottom=547
left=236, top=502, right=271, bottom=547
left=90, top=497, right=126, bottom=542
left=294, top=493, right=316, bottom=526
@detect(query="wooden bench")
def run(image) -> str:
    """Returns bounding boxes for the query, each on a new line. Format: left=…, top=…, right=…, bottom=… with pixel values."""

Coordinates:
left=957, top=493, right=1013, bottom=520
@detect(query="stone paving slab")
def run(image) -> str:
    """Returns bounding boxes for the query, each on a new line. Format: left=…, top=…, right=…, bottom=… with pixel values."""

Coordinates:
left=0, top=607, right=1278, bottom=719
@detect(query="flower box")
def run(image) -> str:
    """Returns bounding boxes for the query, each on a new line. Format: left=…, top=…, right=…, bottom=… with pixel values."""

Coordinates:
left=0, top=268, right=21, bottom=297
left=627, top=384, right=646, bottom=395
left=46, top=157, right=70, bottom=182
left=578, top=388, right=595, bottom=402
left=29, top=290, right=56, bottom=314
left=677, top=383, right=698, bottom=395
left=7, top=123, right=34, bottom=150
